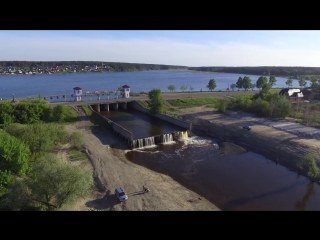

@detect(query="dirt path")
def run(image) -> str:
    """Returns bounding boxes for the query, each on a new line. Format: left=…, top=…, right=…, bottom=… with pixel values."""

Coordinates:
left=62, top=106, right=220, bottom=211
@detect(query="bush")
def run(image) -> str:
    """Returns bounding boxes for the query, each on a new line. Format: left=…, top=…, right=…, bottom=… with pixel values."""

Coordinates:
left=69, top=132, right=84, bottom=150
left=272, top=96, right=292, bottom=118
left=251, top=98, right=270, bottom=116
left=216, top=99, right=229, bottom=113
left=302, top=154, right=320, bottom=180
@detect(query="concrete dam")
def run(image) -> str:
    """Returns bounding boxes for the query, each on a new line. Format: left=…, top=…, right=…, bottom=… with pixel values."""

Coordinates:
left=89, top=101, right=191, bottom=149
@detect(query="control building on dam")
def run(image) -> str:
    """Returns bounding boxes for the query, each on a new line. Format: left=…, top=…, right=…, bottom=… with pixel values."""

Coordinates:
left=89, top=100, right=191, bottom=149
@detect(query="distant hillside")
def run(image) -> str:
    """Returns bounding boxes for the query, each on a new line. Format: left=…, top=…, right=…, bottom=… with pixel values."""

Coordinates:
left=0, top=61, right=188, bottom=72
left=187, top=66, right=320, bottom=78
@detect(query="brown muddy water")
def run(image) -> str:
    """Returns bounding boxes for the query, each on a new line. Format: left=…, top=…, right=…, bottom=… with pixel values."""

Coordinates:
left=102, top=109, right=320, bottom=211
left=125, top=136, right=320, bottom=211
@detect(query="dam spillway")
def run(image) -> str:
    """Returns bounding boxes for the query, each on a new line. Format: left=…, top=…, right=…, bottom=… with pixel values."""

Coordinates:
left=90, top=101, right=190, bottom=149
left=100, top=108, right=188, bottom=149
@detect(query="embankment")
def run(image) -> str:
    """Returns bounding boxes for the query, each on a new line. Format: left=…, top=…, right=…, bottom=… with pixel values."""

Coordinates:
left=182, top=111, right=320, bottom=178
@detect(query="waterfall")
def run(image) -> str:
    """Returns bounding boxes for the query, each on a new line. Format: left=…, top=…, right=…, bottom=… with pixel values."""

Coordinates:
left=144, top=137, right=155, bottom=147
left=175, top=131, right=189, bottom=141
left=154, top=133, right=174, bottom=145
left=128, top=133, right=179, bottom=149
left=131, top=136, right=156, bottom=149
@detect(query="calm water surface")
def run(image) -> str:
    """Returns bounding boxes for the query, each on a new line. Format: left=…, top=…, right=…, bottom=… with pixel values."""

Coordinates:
left=0, top=70, right=302, bottom=100
left=100, top=109, right=186, bottom=139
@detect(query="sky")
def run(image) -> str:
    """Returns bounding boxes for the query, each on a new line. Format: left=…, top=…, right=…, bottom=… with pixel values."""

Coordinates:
left=1, top=30, right=320, bottom=67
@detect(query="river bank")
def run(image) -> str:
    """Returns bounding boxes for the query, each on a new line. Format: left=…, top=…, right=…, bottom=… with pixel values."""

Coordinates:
left=60, top=106, right=220, bottom=211
left=177, top=107, right=320, bottom=181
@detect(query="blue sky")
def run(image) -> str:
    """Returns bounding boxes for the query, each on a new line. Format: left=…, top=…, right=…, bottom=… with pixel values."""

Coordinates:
left=1, top=30, right=320, bottom=67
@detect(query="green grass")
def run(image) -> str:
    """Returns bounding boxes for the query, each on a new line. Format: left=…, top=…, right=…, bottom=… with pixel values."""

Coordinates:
left=137, top=100, right=150, bottom=109
left=82, top=105, right=93, bottom=116
left=167, top=98, right=219, bottom=108
left=81, top=105, right=112, bottom=129
left=130, top=92, right=140, bottom=97
left=68, top=150, right=87, bottom=161
left=63, top=106, right=80, bottom=122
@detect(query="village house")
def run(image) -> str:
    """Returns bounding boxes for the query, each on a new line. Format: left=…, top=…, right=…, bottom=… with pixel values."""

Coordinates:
left=279, top=88, right=315, bottom=103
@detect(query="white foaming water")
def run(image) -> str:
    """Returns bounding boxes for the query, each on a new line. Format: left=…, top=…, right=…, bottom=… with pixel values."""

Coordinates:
left=132, top=144, right=158, bottom=150
left=160, top=140, right=176, bottom=145
left=130, top=148, right=163, bottom=153
left=183, top=136, right=217, bottom=146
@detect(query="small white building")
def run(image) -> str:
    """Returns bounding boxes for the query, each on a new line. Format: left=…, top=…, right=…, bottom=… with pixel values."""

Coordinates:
left=73, top=86, right=83, bottom=101
left=122, top=85, right=130, bottom=98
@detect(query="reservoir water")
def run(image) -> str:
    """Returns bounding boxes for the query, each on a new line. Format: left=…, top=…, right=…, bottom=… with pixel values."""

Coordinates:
left=0, top=70, right=302, bottom=100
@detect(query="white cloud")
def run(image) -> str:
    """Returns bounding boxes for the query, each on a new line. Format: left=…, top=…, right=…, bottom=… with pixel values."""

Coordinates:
left=1, top=34, right=320, bottom=67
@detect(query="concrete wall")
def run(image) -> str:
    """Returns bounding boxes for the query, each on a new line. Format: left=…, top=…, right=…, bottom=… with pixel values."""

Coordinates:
left=129, top=101, right=191, bottom=130
left=153, top=112, right=191, bottom=130
left=88, top=105, right=133, bottom=141
left=129, top=101, right=149, bottom=113
left=113, top=124, right=132, bottom=140
left=92, top=104, right=100, bottom=112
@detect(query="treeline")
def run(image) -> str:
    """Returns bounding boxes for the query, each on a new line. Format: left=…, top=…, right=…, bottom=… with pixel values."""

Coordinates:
left=0, top=61, right=188, bottom=71
left=188, top=66, right=320, bottom=78
left=0, top=99, right=78, bottom=127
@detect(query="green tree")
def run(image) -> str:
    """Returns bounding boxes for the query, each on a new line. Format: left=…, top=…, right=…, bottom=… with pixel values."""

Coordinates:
left=269, top=75, right=277, bottom=87
left=189, top=86, right=194, bottom=91
left=309, top=76, right=319, bottom=90
left=168, top=85, right=176, bottom=92
left=258, top=83, right=272, bottom=100
left=1, top=154, right=93, bottom=211
left=0, top=179, right=33, bottom=211
left=298, top=76, right=307, bottom=88
left=148, top=88, right=165, bottom=114
left=0, top=130, right=30, bottom=176
left=230, top=83, right=236, bottom=91
left=256, top=76, right=268, bottom=89
left=236, top=77, right=243, bottom=90
left=302, top=154, right=320, bottom=181
left=180, top=86, right=187, bottom=92
left=206, top=79, right=217, bottom=91
left=285, top=77, right=293, bottom=88
left=5, top=123, right=67, bottom=159
left=242, top=76, right=253, bottom=91
left=0, top=170, right=14, bottom=195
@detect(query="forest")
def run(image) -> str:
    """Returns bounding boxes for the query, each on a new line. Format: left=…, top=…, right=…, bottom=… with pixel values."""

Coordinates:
left=188, top=66, right=320, bottom=78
